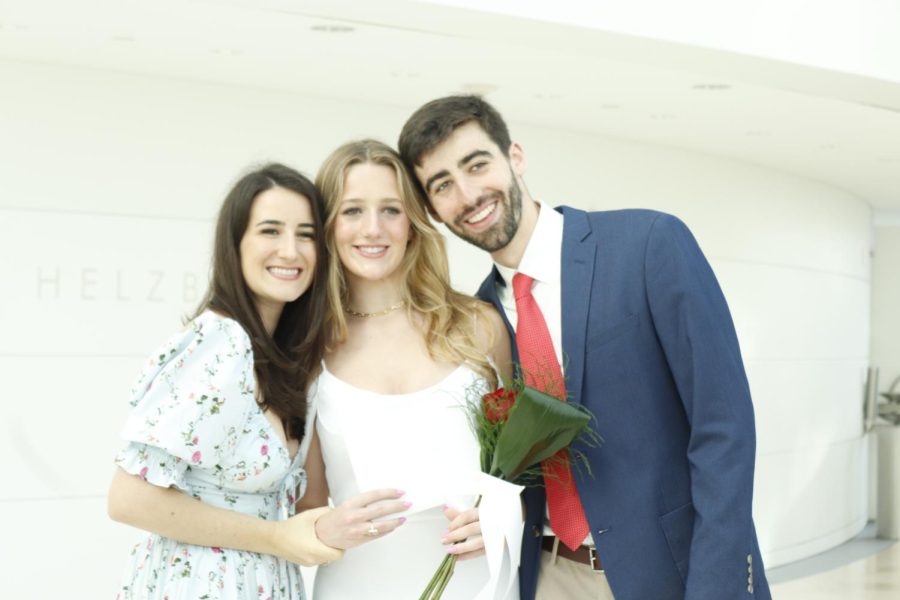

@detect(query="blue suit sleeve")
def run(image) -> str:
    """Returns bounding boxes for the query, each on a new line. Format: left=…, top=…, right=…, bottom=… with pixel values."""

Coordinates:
left=644, top=213, right=759, bottom=599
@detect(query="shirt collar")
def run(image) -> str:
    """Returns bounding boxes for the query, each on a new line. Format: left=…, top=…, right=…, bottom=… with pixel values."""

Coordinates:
left=495, top=201, right=563, bottom=287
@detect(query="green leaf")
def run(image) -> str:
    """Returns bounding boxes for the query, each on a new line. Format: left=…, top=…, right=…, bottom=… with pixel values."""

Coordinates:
left=489, top=385, right=591, bottom=480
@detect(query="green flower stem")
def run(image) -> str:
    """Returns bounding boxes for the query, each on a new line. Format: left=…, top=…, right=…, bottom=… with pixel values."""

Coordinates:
left=419, top=555, right=455, bottom=600
left=419, top=495, right=483, bottom=599
left=432, top=556, right=456, bottom=598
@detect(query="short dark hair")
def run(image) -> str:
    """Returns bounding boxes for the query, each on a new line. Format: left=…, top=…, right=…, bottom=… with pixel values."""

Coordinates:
left=195, top=163, right=329, bottom=441
left=398, top=95, right=511, bottom=188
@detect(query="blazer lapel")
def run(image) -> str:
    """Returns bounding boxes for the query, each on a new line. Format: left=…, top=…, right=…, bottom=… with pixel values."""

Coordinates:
left=559, top=207, right=596, bottom=408
left=477, top=267, right=519, bottom=365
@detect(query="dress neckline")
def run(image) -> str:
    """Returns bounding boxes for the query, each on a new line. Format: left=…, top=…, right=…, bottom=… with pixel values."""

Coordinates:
left=198, top=310, right=302, bottom=464
left=320, top=361, right=471, bottom=398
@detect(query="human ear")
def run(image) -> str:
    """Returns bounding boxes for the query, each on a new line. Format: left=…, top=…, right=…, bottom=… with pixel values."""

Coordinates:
left=508, top=142, right=527, bottom=177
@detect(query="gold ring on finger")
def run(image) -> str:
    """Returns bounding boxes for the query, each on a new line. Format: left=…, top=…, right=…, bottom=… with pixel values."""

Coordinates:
left=366, top=521, right=379, bottom=537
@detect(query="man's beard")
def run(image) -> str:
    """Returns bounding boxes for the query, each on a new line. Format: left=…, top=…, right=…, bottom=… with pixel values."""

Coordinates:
left=450, top=176, right=523, bottom=253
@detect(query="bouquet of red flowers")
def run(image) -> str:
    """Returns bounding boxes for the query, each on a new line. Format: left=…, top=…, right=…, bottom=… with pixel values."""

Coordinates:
left=419, top=381, right=599, bottom=599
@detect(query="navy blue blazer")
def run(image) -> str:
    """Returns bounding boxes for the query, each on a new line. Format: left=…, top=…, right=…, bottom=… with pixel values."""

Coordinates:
left=476, top=207, right=770, bottom=600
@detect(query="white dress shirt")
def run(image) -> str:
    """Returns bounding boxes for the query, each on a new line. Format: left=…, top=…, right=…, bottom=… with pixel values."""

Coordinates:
left=494, top=201, right=564, bottom=368
left=494, top=203, right=594, bottom=545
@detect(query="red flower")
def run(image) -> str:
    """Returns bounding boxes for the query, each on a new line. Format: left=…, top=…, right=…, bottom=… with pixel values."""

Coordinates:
left=483, top=388, right=516, bottom=423
left=139, top=466, right=149, bottom=480
left=191, top=451, right=202, bottom=464
left=211, top=546, right=223, bottom=554
left=260, top=444, right=268, bottom=456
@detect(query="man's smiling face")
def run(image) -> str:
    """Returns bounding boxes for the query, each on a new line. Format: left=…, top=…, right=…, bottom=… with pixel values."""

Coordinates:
left=414, top=121, right=525, bottom=253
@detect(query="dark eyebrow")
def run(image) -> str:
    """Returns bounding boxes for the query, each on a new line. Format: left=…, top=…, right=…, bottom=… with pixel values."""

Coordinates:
left=424, top=170, right=450, bottom=196
left=459, top=149, right=492, bottom=167
left=424, top=150, right=494, bottom=195
left=254, top=219, right=315, bottom=229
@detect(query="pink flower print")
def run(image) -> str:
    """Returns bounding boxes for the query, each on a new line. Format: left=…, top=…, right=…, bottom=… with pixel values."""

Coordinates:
left=139, top=466, right=149, bottom=480
left=211, top=547, right=222, bottom=554
left=191, top=451, right=201, bottom=464
left=258, top=585, right=265, bottom=594
left=287, top=493, right=295, bottom=504
left=260, top=444, right=268, bottom=456
left=192, top=436, right=199, bottom=445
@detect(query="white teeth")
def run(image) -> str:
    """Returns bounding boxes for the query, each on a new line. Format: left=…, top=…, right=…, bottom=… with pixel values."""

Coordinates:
left=268, top=267, right=299, bottom=277
left=357, top=246, right=387, bottom=255
left=466, top=203, right=495, bottom=224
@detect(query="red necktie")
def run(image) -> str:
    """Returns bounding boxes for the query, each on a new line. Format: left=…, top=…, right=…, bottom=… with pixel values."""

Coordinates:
left=512, top=272, right=590, bottom=552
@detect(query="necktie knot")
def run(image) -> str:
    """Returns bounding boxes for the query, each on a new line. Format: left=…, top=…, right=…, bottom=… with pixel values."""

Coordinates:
left=512, top=272, right=535, bottom=301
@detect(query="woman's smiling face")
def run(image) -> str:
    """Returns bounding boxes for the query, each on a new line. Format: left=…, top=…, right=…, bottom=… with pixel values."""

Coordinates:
left=333, top=162, right=411, bottom=286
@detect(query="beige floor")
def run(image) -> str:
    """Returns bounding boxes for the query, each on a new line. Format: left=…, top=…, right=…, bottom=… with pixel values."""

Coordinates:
left=771, top=541, right=899, bottom=599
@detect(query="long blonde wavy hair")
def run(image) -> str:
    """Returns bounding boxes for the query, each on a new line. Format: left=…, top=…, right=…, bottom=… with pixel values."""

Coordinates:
left=315, top=139, right=497, bottom=387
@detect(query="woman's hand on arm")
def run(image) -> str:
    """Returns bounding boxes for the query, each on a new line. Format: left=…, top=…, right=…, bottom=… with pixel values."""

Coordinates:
left=107, top=466, right=342, bottom=565
left=296, top=429, right=409, bottom=550
left=108, top=466, right=282, bottom=555
left=314, top=488, right=409, bottom=550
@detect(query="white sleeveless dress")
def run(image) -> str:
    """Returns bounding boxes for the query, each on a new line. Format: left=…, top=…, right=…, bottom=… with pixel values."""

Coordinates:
left=311, top=363, right=519, bottom=600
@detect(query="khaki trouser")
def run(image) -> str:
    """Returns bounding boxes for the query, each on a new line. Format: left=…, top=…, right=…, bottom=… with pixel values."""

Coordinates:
left=535, top=547, right=616, bottom=600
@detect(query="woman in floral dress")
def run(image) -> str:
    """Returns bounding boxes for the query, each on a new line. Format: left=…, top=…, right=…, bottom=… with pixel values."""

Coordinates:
left=108, top=164, right=407, bottom=599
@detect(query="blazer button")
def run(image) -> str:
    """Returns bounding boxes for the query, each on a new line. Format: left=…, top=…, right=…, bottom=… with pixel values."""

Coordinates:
left=531, top=526, right=541, bottom=538
left=747, top=554, right=752, bottom=564
left=748, top=584, right=754, bottom=593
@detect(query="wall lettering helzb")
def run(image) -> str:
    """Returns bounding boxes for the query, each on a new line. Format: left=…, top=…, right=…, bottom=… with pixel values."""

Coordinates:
left=36, top=268, right=203, bottom=304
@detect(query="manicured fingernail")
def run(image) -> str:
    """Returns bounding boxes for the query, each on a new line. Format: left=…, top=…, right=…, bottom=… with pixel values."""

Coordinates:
left=446, top=545, right=457, bottom=554
left=399, top=517, right=407, bottom=524
left=396, top=489, right=406, bottom=496
left=442, top=504, right=449, bottom=511
left=403, top=501, right=413, bottom=509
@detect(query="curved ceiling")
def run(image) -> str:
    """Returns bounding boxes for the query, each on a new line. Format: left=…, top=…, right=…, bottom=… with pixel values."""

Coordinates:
left=2, top=0, right=899, bottom=211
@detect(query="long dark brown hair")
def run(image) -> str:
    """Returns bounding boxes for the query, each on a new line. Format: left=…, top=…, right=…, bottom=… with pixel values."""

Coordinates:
left=193, top=163, right=328, bottom=441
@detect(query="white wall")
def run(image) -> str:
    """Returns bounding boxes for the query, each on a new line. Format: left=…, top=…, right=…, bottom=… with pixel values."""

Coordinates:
left=872, top=221, right=900, bottom=399
left=0, top=58, right=871, bottom=593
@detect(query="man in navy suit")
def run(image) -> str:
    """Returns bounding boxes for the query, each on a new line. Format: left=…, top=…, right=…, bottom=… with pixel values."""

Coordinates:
left=399, top=96, right=770, bottom=600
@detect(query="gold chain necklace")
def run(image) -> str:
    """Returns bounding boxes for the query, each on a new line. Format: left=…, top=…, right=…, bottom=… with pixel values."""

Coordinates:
left=344, top=299, right=406, bottom=318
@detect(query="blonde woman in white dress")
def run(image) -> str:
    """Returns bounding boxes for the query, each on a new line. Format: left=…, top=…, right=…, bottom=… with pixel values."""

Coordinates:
left=304, top=140, right=517, bottom=599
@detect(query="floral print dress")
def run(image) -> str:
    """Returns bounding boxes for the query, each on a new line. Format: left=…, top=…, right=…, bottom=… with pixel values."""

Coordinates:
left=114, top=310, right=312, bottom=599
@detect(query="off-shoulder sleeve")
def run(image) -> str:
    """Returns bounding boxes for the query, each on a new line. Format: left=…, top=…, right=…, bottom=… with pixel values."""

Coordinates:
left=115, top=313, right=256, bottom=491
